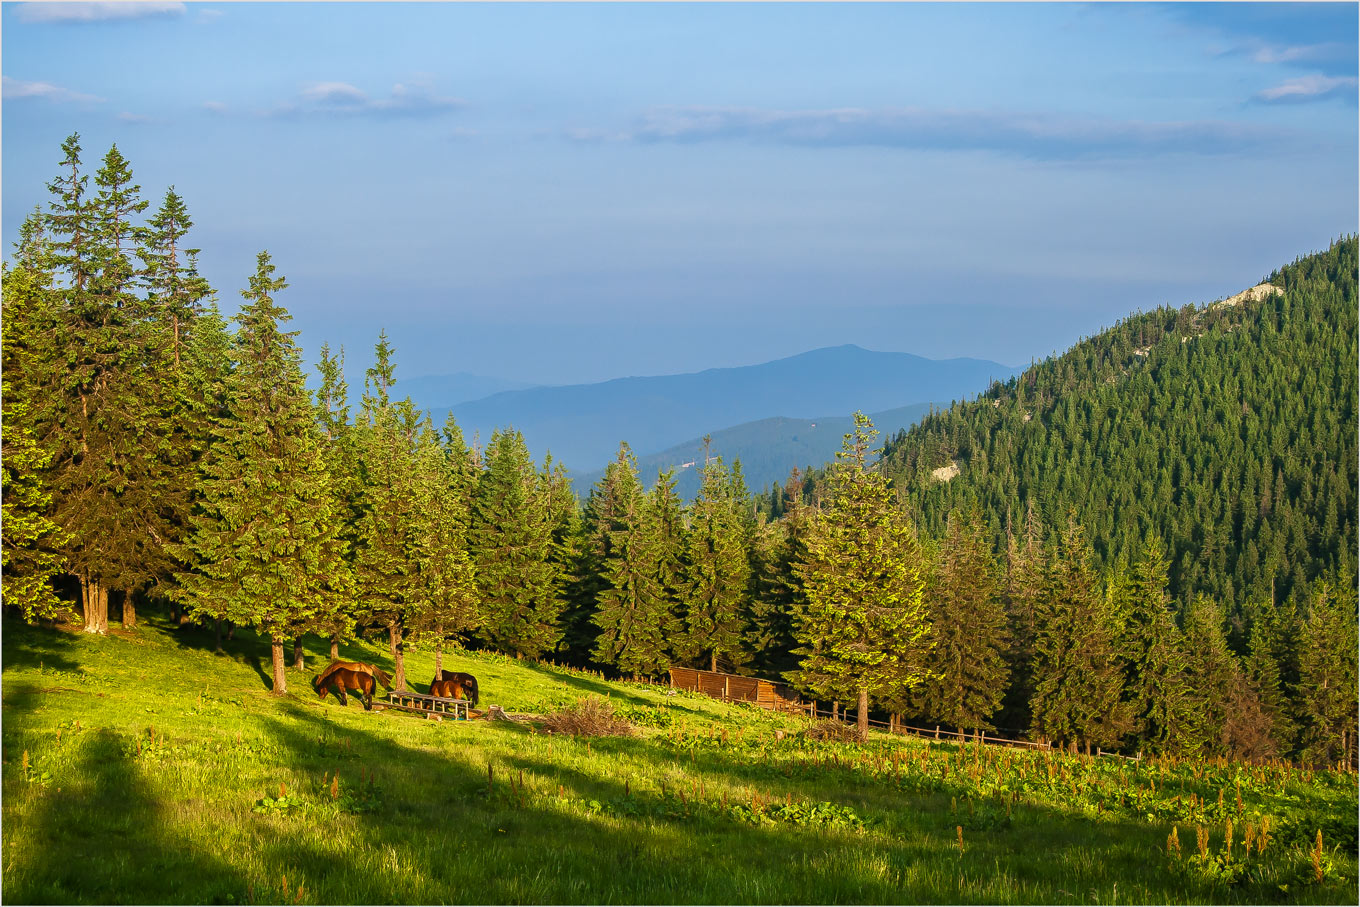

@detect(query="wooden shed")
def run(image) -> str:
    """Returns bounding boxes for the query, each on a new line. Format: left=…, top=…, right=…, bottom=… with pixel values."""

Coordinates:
left=668, top=667, right=804, bottom=713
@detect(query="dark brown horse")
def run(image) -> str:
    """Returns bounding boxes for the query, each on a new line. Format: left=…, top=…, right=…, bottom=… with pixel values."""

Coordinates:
left=315, top=664, right=384, bottom=710
left=430, top=670, right=479, bottom=706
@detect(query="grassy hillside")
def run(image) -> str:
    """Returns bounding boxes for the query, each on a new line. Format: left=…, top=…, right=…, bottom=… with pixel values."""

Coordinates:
left=881, top=238, right=1358, bottom=608
left=3, top=616, right=1355, bottom=904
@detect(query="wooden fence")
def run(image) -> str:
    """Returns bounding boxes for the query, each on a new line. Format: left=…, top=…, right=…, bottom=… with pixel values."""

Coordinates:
left=668, top=667, right=804, bottom=712
left=802, top=703, right=1052, bottom=751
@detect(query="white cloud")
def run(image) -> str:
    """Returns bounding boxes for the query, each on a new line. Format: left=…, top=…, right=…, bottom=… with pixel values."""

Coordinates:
left=301, top=81, right=369, bottom=106
left=117, top=111, right=152, bottom=124
left=1250, top=43, right=1346, bottom=66
left=2, top=75, right=104, bottom=104
left=571, top=105, right=1290, bottom=160
left=202, top=100, right=228, bottom=114
left=15, top=2, right=185, bottom=24
left=1255, top=75, right=1358, bottom=104
left=266, top=81, right=465, bottom=118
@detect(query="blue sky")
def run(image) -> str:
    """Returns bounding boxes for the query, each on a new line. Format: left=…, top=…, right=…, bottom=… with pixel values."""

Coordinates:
left=4, top=1, right=1356, bottom=385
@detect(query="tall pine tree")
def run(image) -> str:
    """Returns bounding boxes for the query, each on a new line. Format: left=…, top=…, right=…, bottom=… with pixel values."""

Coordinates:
left=1029, top=517, right=1133, bottom=751
left=910, top=503, right=1010, bottom=733
left=171, top=252, right=349, bottom=693
left=788, top=413, right=932, bottom=739
left=681, top=454, right=752, bottom=672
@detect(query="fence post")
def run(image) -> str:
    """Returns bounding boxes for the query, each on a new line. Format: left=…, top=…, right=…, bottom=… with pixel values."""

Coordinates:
left=723, top=676, right=729, bottom=701
left=935, top=725, right=940, bottom=740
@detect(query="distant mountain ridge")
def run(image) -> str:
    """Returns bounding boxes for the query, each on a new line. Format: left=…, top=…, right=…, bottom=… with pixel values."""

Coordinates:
left=573, top=403, right=939, bottom=501
left=429, top=345, right=1020, bottom=474
left=397, top=371, right=536, bottom=410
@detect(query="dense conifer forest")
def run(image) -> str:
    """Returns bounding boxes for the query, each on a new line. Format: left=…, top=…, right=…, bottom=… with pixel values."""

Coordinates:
left=3, top=137, right=1356, bottom=768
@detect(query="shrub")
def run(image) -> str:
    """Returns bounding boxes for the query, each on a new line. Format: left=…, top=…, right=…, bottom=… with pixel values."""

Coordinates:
left=803, top=720, right=860, bottom=743
left=541, top=697, right=634, bottom=738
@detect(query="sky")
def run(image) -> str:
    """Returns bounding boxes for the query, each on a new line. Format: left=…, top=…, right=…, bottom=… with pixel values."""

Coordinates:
left=3, top=1, right=1357, bottom=386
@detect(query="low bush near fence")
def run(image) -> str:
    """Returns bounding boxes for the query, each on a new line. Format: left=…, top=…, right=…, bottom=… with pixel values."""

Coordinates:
left=541, top=696, right=635, bottom=738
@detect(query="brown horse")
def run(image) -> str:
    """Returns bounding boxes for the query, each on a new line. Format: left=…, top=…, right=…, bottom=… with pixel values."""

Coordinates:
left=315, top=667, right=376, bottom=710
left=319, top=660, right=393, bottom=690
left=430, top=670, right=479, bottom=706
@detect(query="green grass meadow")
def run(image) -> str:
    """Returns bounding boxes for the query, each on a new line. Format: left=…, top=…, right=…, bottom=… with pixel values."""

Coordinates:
left=2, top=614, right=1356, bottom=904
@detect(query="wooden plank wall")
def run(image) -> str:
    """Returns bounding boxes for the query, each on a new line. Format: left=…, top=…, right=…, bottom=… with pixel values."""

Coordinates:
left=668, top=667, right=802, bottom=713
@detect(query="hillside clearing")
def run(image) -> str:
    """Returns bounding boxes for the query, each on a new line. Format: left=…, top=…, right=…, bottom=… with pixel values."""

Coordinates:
left=2, top=616, right=1355, bottom=905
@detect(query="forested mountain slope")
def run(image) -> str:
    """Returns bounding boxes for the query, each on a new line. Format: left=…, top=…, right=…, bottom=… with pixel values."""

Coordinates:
left=880, top=238, right=1358, bottom=609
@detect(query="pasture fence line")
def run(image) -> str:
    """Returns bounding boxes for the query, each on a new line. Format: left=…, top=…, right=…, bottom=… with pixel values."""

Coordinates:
left=802, top=704, right=1052, bottom=751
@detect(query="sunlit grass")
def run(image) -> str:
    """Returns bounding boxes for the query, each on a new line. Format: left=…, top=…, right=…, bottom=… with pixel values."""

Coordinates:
left=3, top=614, right=1355, bottom=904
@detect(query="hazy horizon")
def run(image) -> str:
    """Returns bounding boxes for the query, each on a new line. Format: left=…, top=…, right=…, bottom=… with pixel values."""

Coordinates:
left=4, top=2, right=1355, bottom=386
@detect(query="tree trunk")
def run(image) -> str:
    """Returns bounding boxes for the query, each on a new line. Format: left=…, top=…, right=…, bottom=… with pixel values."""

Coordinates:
left=435, top=628, right=444, bottom=678
left=81, top=575, right=109, bottom=634
left=293, top=637, right=305, bottom=671
left=214, top=618, right=224, bottom=654
left=122, top=592, right=136, bottom=630
left=857, top=688, right=869, bottom=741
left=330, top=635, right=340, bottom=661
left=389, top=624, right=407, bottom=691
left=270, top=639, right=287, bottom=695
left=80, top=575, right=95, bottom=633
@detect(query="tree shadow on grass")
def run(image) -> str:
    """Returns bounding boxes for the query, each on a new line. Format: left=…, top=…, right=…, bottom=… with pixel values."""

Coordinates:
left=162, top=617, right=406, bottom=694
left=513, top=660, right=667, bottom=709
left=1, top=613, right=85, bottom=675
left=237, top=702, right=938, bottom=903
left=3, top=726, right=246, bottom=904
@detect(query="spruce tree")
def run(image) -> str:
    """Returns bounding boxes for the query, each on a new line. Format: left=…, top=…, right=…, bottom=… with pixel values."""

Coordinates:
left=539, top=452, right=582, bottom=662
left=311, top=344, right=358, bottom=659
left=1243, top=595, right=1300, bottom=755
left=470, top=429, right=563, bottom=658
left=1119, top=535, right=1195, bottom=754
left=1180, top=594, right=1240, bottom=757
left=1, top=263, right=69, bottom=622
left=409, top=418, right=480, bottom=676
left=1029, top=517, right=1133, bottom=751
left=140, top=187, right=211, bottom=370
left=568, top=444, right=644, bottom=665
left=998, top=502, right=1048, bottom=734
left=37, top=138, right=164, bottom=632
left=681, top=455, right=752, bottom=672
left=746, top=469, right=810, bottom=678
left=172, top=252, right=350, bottom=693
left=595, top=467, right=680, bottom=674
left=351, top=339, right=422, bottom=690
left=647, top=469, right=687, bottom=656
left=1296, top=581, right=1359, bottom=765
left=910, top=504, right=1010, bottom=733
left=788, top=413, right=932, bottom=739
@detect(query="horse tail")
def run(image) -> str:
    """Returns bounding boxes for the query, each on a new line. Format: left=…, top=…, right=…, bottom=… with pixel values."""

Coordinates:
left=371, top=666, right=393, bottom=690
left=467, top=675, right=479, bottom=708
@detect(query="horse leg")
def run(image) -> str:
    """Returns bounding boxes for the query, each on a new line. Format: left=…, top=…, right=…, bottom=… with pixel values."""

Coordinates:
left=363, top=682, right=373, bottom=711
left=338, top=688, right=348, bottom=707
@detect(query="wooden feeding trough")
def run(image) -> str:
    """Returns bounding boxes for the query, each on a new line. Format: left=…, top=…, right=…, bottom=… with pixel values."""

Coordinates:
left=384, top=690, right=471, bottom=721
left=667, top=667, right=804, bottom=713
